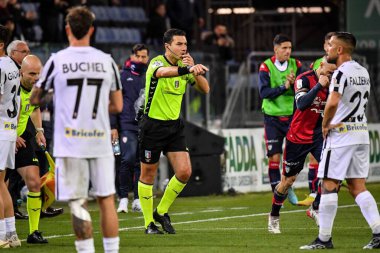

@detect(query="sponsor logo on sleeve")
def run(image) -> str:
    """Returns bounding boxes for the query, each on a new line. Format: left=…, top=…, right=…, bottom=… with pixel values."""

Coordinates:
left=152, top=61, right=164, bottom=68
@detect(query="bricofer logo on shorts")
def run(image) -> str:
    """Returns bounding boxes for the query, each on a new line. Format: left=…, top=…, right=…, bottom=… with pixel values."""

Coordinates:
left=65, top=127, right=105, bottom=138
left=3, top=122, right=17, bottom=130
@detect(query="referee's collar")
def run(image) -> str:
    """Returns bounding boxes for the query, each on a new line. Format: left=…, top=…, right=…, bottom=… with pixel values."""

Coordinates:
left=20, top=83, right=31, bottom=92
left=163, top=55, right=176, bottom=66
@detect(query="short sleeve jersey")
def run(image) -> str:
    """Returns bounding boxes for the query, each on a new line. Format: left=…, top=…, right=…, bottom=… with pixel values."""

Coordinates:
left=0, top=56, right=20, bottom=141
left=326, top=60, right=370, bottom=148
left=36, top=46, right=121, bottom=158
left=287, top=70, right=328, bottom=144
left=17, top=85, right=38, bottom=136
left=144, top=55, right=195, bottom=120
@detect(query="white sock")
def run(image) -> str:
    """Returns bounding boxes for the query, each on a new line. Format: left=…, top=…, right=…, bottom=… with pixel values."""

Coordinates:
left=5, top=217, right=16, bottom=234
left=103, top=237, right=119, bottom=253
left=318, top=193, right=338, bottom=242
left=0, top=220, right=6, bottom=241
left=355, top=191, right=380, bottom=234
left=75, top=238, right=95, bottom=253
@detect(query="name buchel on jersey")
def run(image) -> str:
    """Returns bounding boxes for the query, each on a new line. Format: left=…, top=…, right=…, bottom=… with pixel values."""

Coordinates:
left=349, top=76, right=370, bottom=86
left=62, top=62, right=106, bottom=73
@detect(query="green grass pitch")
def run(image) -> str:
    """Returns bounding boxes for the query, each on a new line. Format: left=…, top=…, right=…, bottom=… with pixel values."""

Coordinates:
left=12, top=183, right=380, bottom=252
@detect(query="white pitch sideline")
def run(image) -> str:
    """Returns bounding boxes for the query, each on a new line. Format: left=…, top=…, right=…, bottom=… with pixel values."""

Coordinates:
left=19, top=203, right=373, bottom=241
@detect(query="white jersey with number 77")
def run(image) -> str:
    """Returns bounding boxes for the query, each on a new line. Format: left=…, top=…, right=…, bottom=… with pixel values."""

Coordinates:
left=36, top=46, right=122, bottom=158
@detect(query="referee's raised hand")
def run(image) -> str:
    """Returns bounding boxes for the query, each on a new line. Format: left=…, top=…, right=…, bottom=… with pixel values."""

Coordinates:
left=189, top=64, right=209, bottom=76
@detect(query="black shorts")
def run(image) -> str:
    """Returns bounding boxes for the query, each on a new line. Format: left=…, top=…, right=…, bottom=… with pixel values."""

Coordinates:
left=282, top=138, right=322, bottom=177
left=138, top=116, right=188, bottom=164
left=264, top=115, right=292, bottom=157
left=15, top=133, right=39, bottom=169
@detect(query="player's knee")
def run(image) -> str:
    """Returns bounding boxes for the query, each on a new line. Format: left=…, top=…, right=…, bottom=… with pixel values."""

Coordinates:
left=140, top=169, right=156, bottom=184
left=321, top=181, right=339, bottom=194
left=284, top=176, right=296, bottom=188
left=347, top=184, right=367, bottom=198
left=175, top=167, right=191, bottom=182
left=69, top=198, right=92, bottom=222
left=25, top=177, right=41, bottom=192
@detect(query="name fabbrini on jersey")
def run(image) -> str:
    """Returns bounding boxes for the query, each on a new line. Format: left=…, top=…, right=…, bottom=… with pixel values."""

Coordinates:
left=349, top=76, right=370, bottom=86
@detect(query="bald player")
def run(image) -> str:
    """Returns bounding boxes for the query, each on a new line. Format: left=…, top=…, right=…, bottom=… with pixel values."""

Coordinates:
left=15, top=55, right=48, bottom=244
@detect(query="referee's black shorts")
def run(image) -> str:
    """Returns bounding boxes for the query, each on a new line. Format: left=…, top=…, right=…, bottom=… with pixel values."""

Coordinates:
left=15, top=131, right=39, bottom=169
left=138, top=116, right=188, bottom=164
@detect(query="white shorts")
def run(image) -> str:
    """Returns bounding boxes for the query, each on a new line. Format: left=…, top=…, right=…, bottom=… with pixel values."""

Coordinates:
left=0, top=141, right=16, bottom=170
left=318, top=144, right=369, bottom=181
left=55, top=156, right=115, bottom=201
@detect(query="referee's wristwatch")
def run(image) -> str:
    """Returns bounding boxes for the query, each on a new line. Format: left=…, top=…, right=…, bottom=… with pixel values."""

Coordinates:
left=36, top=127, right=44, bottom=134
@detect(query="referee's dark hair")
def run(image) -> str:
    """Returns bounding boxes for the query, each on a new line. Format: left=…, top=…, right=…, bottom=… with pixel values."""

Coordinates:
left=334, top=32, right=356, bottom=54
left=273, top=34, right=291, bottom=46
left=132, top=44, right=149, bottom=55
left=163, top=29, right=186, bottom=44
left=66, top=6, right=95, bottom=40
left=0, top=25, right=10, bottom=46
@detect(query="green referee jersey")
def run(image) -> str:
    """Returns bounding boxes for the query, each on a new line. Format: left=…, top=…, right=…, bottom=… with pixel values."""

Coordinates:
left=144, top=55, right=195, bottom=120
left=17, top=84, right=38, bottom=136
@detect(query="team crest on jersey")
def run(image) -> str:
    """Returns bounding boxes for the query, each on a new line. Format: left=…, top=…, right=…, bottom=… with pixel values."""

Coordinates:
left=145, top=150, right=152, bottom=162
left=152, top=61, right=163, bottom=68
left=296, top=79, right=303, bottom=89
left=174, top=80, right=179, bottom=89
left=25, top=104, right=30, bottom=112
left=268, top=145, right=272, bottom=151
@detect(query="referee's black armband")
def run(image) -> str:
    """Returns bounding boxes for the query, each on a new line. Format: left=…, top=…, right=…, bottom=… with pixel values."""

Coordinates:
left=178, top=66, right=191, bottom=76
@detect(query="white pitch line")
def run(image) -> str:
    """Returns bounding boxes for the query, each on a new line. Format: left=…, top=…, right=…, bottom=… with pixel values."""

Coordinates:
left=184, top=226, right=369, bottom=231
left=32, top=203, right=362, bottom=241
left=171, top=212, right=194, bottom=216
left=230, top=207, right=249, bottom=210
left=199, top=209, right=223, bottom=213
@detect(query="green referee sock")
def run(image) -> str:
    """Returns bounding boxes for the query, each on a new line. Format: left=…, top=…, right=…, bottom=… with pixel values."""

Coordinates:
left=157, top=176, right=186, bottom=215
left=138, top=181, right=154, bottom=228
left=27, top=191, right=42, bottom=234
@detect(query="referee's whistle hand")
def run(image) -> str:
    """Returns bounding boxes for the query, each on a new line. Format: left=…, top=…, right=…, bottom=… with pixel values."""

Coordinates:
left=182, top=54, right=194, bottom=66
left=190, top=64, right=209, bottom=76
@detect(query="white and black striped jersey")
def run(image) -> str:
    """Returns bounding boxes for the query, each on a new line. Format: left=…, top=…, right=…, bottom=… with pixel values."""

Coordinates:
left=36, top=46, right=121, bottom=158
left=0, top=56, right=20, bottom=141
left=327, top=60, right=370, bottom=148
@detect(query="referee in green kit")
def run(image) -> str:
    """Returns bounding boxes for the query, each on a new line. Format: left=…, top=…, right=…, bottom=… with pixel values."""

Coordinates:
left=138, top=28, right=210, bottom=234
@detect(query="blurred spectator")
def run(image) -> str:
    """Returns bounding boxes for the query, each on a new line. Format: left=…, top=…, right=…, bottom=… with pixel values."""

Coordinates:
left=145, top=2, right=169, bottom=46
left=202, top=24, right=234, bottom=62
left=7, top=40, right=29, bottom=65
left=166, top=0, right=205, bottom=47
left=7, top=0, right=37, bottom=41
left=39, top=0, right=68, bottom=42
left=85, top=0, right=108, bottom=5
left=109, top=0, right=121, bottom=6
left=0, top=0, right=17, bottom=40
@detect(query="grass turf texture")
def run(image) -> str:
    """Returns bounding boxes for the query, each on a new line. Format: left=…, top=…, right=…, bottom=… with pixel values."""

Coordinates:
left=12, top=183, right=380, bottom=252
